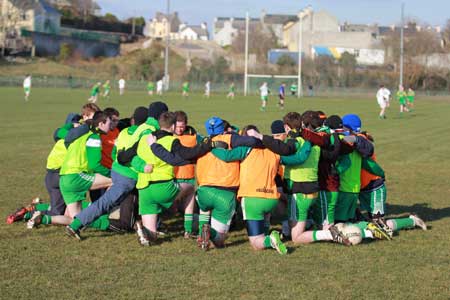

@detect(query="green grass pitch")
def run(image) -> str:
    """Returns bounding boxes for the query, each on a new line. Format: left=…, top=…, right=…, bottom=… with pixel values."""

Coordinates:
left=0, top=87, right=449, bottom=299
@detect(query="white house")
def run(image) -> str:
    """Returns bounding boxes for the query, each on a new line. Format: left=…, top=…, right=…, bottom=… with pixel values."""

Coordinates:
left=213, top=17, right=259, bottom=47
left=178, top=22, right=208, bottom=40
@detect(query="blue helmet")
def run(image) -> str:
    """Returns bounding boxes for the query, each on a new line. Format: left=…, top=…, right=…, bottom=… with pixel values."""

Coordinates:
left=342, top=114, right=361, bottom=133
left=204, top=116, right=224, bottom=136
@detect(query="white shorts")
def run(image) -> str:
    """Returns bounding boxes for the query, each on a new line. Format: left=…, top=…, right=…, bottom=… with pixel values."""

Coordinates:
left=377, top=100, right=387, bottom=109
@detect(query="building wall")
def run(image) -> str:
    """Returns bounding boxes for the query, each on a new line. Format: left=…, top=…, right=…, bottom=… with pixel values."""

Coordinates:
left=214, top=20, right=237, bottom=46
left=179, top=27, right=198, bottom=40
left=144, top=19, right=169, bottom=38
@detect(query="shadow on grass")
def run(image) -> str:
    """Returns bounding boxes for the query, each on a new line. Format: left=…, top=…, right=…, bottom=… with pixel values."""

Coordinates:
left=386, top=203, right=450, bottom=222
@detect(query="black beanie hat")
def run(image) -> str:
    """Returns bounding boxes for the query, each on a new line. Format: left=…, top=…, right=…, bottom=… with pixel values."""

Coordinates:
left=133, top=106, right=149, bottom=126
left=324, top=115, right=343, bottom=129
left=271, top=120, right=285, bottom=134
left=148, top=101, right=168, bottom=120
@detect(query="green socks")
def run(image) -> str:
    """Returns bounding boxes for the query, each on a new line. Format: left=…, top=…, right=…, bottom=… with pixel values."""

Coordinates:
left=41, top=215, right=52, bottom=225
left=35, top=203, right=50, bottom=211
left=263, top=235, right=272, bottom=248
left=70, top=218, right=83, bottom=231
left=184, top=214, right=193, bottom=234
left=390, top=218, right=414, bottom=231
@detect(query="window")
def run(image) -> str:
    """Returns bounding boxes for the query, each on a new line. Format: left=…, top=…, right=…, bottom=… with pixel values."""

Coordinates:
left=354, top=49, right=360, bottom=57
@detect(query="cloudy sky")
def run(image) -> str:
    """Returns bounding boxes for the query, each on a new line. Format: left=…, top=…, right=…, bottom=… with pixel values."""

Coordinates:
left=97, top=0, right=448, bottom=27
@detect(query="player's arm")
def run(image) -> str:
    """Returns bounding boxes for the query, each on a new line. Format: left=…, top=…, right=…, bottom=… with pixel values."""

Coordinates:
left=230, top=134, right=263, bottom=148
left=281, top=141, right=312, bottom=165
left=211, top=146, right=251, bottom=162
left=86, top=134, right=110, bottom=177
left=65, top=123, right=90, bottom=148
left=336, top=154, right=351, bottom=174
left=320, top=133, right=341, bottom=163
left=261, top=135, right=297, bottom=156
left=362, top=158, right=385, bottom=178
left=150, top=143, right=192, bottom=166
left=301, top=128, right=329, bottom=147
left=343, top=135, right=374, bottom=158
left=117, top=142, right=138, bottom=165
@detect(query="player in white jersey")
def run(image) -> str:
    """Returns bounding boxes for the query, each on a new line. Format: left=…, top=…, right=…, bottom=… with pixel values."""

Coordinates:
left=23, top=75, right=32, bottom=101
left=376, top=85, right=390, bottom=119
left=118, top=78, right=126, bottom=96
left=259, top=82, right=269, bottom=111
left=204, top=81, right=211, bottom=99
left=156, top=79, right=163, bottom=95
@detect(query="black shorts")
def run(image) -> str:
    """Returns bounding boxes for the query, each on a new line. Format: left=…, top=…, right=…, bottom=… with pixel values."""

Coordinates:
left=279, top=94, right=285, bottom=100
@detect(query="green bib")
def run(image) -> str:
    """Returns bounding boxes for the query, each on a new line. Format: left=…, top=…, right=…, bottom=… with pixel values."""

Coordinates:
left=136, top=134, right=176, bottom=189
left=285, top=137, right=320, bottom=182
left=46, top=139, right=67, bottom=170
left=60, top=132, right=92, bottom=175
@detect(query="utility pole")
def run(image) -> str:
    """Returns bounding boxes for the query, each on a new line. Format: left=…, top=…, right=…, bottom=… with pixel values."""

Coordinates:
left=244, top=12, right=249, bottom=96
left=399, top=2, right=404, bottom=87
left=297, top=10, right=305, bottom=98
left=164, top=0, right=170, bottom=91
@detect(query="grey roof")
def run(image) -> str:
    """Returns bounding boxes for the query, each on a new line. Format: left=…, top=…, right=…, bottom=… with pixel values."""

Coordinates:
left=154, top=11, right=181, bottom=33
left=263, top=14, right=298, bottom=25
left=186, top=25, right=208, bottom=37
left=214, top=17, right=260, bottom=30
left=9, top=0, right=61, bottom=15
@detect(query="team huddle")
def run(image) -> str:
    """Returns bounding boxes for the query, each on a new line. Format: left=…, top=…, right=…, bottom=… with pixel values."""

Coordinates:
left=7, top=100, right=427, bottom=254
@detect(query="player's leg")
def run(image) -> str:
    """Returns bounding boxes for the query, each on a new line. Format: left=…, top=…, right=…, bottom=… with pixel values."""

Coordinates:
left=386, top=215, right=427, bottom=231
left=90, top=173, right=112, bottom=190
left=108, top=190, right=139, bottom=232
left=242, top=197, right=287, bottom=254
left=176, top=181, right=196, bottom=237
left=44, top=169, right=66, bottom=216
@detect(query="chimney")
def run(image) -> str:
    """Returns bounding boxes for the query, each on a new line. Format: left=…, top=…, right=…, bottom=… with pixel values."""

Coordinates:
left=201, top=22, right=207, bottom=30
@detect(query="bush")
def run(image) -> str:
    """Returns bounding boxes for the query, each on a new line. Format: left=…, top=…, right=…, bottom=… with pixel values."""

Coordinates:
left=58, top=43, right=73, bottom=61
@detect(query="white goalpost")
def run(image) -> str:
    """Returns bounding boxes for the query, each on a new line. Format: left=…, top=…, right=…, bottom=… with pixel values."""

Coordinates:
left=243, top=12, right=303, bottom=98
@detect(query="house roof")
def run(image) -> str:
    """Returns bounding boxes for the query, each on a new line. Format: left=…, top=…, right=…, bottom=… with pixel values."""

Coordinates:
left=9, top=0, right=61, bottom=15
left=154, top=11, right=181, bottom=33
left=185, top=25, right=208, bottom=36
left=214, top=17, right=260, bottom=30
left=263, top=14, right=298, bottom=25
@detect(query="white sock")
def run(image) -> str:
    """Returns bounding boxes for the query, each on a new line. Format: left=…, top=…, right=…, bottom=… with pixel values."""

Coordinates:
left=315, top=230, right=333, bottom=241
left=364, top=229, right=374, bottom=239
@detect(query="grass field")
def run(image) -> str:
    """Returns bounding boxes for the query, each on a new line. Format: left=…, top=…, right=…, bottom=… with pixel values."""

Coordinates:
left=0, top=87, right=449, bottom=300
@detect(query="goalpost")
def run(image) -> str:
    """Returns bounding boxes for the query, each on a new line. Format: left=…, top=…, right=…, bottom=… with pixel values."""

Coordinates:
left=246, top=74, right=300, bottom=96
left=243, top=12, right=304, bottom=98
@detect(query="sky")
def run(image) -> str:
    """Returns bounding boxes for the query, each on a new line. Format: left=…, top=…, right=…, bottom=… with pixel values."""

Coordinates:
left=96, top=0, right=448, bottom=27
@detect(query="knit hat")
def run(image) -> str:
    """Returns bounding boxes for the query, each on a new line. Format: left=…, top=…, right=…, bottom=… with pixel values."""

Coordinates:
left=205, top=117, right=224, bottom=136
left=133, top=106, right=149, bottom=126
left=324, top=115, right=343, bottom=130
left=65, top=112, right=80, bottom=124
left=148, top=101, right=168, bottom=120
left=342, top=114, right=362, bottom=132
left=271, top=120, right=285, bottom=134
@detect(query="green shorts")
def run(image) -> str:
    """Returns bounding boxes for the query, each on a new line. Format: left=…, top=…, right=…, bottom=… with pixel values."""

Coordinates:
left=139, top=181, right=180, bottom=215
left=288, top=192, right=317, bottom=222
left=407, top=96, right=414, bottom=103
left=311, top=191, right=338, bottom=226
left=261, top=95, right=268, bottom=101
left=241, top=197, right=278, bottom=221
left=176, top=178, right=196, bottom=186
left=196, top=186, right=236, bottom=233
left=24, top=87, right=30, bottom=93
left=399, top=99, right=406, bottom=105
left=60, top=173, right=94, bottom=205
left=359, top=184, right=386, bottom=216
left=335, top=191, right=358, bottom=222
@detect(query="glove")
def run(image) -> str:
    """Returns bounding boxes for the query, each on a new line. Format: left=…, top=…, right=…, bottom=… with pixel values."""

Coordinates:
left=343, top=135, right=357, bottom=144
left=211, top=140, right=229, bottom=149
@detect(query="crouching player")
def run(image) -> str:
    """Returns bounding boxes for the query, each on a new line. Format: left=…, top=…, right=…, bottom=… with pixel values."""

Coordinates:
left=356, top=132, right=426, bottom=238
left=132, top=112, right=222, bottom=246
left=211, top=125, right=287, bottom=254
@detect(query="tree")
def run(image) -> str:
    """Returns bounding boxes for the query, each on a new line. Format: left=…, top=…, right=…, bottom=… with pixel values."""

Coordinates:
left=231, top=23, right=278, bottom=63
left=339, top=52, right=357, bottom=87
left=103, top=13, right=119, bottom=23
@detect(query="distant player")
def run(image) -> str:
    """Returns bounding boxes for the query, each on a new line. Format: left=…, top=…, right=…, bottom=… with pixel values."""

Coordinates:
left=396, top=85, right=409, bottom=116
left=407, top=87, right=415, bottom=111
left=156, top=79, right=163, bottom=95
left=147, top=81, right=155, bottom=96
left=23, top=74, right=31, bottom=101
left=376, top=85, right=390, bottom=119
left=226, top=82, right=235, bottom=99
left=118, top=78, right=126, bottom=96
left=278, top=83, right=286, bottom=110
left=102, top=80, right=111, bottom=100
left=204, top=81, right=211, bottom=99
left=259, top=82, right=269, bottom=111
left=182, top=81, right=190, bottom=99
left=290, top=82, right=297, bottom=96
left=88, top=82, right=101, bottom=103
